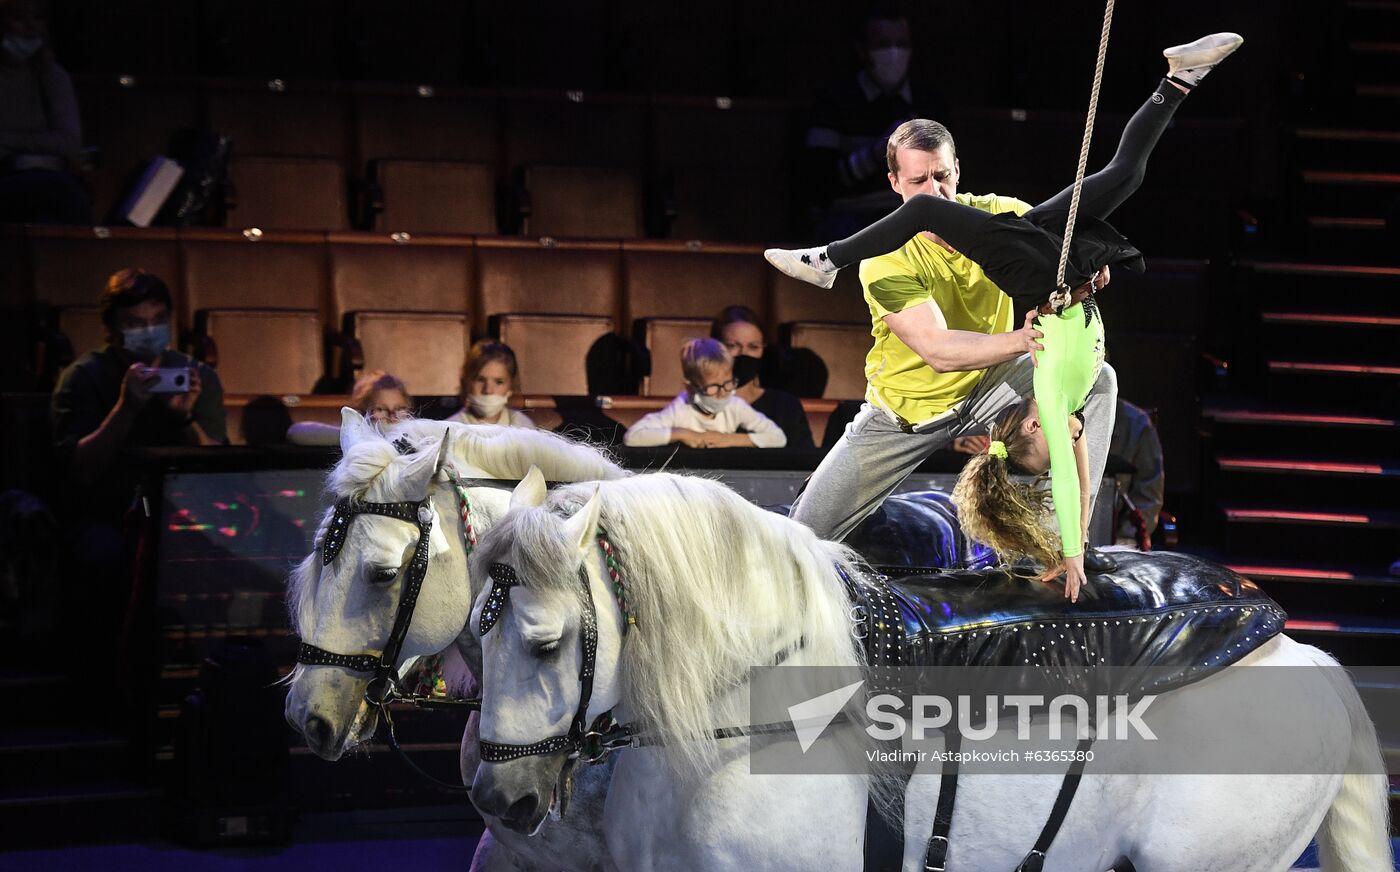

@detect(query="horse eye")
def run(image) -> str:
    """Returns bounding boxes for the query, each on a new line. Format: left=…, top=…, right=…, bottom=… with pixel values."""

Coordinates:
left=531, top=641, right=560, bottom=658
left=371, top=567, right=398, bottom=585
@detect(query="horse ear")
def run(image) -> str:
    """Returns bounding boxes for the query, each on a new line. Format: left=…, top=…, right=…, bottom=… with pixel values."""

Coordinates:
left=561, top=486, right=602, bottom=554
left=340, top=407, right=378, bottom=453
left=510, top=466, right=547, bottom=510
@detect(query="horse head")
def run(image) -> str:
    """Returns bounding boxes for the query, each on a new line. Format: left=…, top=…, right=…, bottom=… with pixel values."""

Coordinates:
left=468, top=469, right=627, bottom=835
left=284, top=409, right=482, bottom=760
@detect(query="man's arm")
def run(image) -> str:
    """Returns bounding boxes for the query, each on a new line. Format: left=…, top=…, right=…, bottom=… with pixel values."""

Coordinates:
left=63, top=365, right=155, bottom=485
left=884, top=300, right=1043, bottom=373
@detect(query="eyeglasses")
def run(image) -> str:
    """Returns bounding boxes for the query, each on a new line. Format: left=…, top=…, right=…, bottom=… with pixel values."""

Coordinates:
left=368, top=406, right=410, bottom=422
left=694, top=378, right=738, bottom=397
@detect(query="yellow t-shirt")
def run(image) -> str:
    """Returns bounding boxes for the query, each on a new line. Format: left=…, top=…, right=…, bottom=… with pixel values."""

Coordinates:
left=859, top=192, right=1031, bottom=426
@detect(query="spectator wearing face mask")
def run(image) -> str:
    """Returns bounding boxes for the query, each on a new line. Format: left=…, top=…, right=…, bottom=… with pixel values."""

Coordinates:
left=51, top=269, right=226, bottom=504
left=448, top=340, right=536, bottom=429
left=285, top=370, right=414, bottom=446
left=711, top=305, right=815, bottom=450
left=624, top=338, right=785, bottom=449
left=0, top=0, right=91, bottom=224
left=802, top=2, right=951, bottom=238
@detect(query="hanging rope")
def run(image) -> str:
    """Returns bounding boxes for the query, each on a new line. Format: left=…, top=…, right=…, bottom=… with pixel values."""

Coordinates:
left=1050, top=0, right=1116, bottom=310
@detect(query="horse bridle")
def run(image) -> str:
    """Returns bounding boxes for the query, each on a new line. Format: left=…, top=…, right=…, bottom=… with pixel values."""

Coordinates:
left=476, top=561, right=617, bottom=764
left=296, top=492, right=483, bottom=716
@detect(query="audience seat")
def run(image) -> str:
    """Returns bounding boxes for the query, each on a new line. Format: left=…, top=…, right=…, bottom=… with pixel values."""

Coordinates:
left=634, top=317, right=711, bottom=397
left=490, top=314, right=615, bottom=396
left=622, top=242, right=767, bottom=334
left=521, top=165, right=643, bottom=238
left=329, top=234, right=473, bottom=321
left=196, top=309, right=323, bottom=395
left=769, top=267, right=869, bottom=327
left=181, top=231, right=330, bottom=336
left=501, top=92, right=647, bottom=169
left=225, top=156, right=349, bottom=230
left=329, top=235, right=474, bottom=391
left=781, top=321, right=871, bottom=400
left=206, top=83, right=352, bottom=160
left=371, top=160, right=496, bottom=234
left=72, top=76, right=203, bottom=221
left=26, top=227, right=183, bottom=313
left=475, top=238, right=620, bottom=336
left=651, top=97, right=795, bottom=241
left=354, top=88, right=498, bottom=165
left=351, top=312, right=470, bottom=397
left=664, top=167, right=789, bottom=242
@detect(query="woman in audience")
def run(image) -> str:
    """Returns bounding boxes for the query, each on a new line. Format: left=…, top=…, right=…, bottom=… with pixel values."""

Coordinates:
left=710, top=305, right=815, bottom=450
left=0, top=0, right=90, bottom=224
left=625, top=338, right=785, bottom=449
left=286, top=370, right=412, bottom=445
left=448, top=339, right=536, bottom=429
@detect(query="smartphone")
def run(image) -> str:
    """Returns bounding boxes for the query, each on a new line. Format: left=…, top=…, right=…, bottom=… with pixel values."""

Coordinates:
left=149, top=367, right=192, bottom=394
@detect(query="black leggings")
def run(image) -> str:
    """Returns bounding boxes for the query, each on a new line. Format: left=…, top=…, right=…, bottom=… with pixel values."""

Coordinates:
left=826, top=80, right=1187, bottom=270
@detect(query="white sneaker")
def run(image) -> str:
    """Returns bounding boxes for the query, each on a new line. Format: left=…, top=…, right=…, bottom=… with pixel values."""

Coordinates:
left=764, top=247, right=839, bottom=289
left=1164, top=32, right=1243, bottom=88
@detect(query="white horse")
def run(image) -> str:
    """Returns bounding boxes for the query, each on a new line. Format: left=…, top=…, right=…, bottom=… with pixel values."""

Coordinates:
left=283, top=410, right=626, bottom=872
left=469, top=469, right=1393, bottom=872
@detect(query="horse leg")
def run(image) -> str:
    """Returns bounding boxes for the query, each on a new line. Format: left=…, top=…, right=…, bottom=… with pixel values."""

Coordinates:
left=1306, top=644, right=1392, bottom=872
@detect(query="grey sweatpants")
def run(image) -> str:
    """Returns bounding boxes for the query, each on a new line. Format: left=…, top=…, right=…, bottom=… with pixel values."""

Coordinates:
left=791, top=356, right=1119, bottom=543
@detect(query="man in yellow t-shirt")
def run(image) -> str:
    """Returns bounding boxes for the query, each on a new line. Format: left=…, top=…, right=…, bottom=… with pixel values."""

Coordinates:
left=790, top=118, right=1118, bottom=542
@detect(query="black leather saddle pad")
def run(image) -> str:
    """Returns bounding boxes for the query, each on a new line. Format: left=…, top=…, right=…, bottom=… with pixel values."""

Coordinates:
left=878, top=550, right=1287, bottom=698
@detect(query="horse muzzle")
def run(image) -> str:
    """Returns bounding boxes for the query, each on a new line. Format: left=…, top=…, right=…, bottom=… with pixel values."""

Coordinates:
left=470, top=753, right=567, bottom=835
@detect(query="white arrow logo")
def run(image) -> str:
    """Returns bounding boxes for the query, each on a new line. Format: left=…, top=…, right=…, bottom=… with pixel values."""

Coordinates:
left=787, top=679, right=866, bottom=753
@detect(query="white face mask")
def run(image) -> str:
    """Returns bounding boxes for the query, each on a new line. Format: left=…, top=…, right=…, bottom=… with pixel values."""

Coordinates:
left=468, top=392, right=510, bottom=419
left=3, top=35, right=43, bottom=62
left=868, top=46, right=911, bottom=92
left=691, top=392, right=730, bottom=417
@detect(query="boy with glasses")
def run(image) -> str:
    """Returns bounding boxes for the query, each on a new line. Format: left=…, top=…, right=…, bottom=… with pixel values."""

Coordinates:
left=623, top=338, right=786, bottom=449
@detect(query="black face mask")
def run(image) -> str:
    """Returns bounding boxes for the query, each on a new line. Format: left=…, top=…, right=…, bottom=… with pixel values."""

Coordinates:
left=732, top=354, right=762, bottom=388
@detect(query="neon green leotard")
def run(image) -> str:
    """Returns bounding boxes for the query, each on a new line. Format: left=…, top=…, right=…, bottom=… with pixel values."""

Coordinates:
left=1030, top=300, right=1105, bottom=560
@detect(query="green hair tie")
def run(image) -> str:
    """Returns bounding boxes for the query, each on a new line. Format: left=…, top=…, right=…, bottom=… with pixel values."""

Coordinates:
left=988, top=440, right=1008, bottom=460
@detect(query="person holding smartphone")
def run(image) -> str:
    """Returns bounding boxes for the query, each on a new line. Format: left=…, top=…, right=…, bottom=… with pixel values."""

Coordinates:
left=51, top=268, right=226, bottom=502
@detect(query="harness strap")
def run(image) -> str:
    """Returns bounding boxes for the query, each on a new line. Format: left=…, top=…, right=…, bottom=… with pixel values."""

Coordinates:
left=924, top=728, right=962, bottom=872
left=1015, top=736, right=1097, bottom=872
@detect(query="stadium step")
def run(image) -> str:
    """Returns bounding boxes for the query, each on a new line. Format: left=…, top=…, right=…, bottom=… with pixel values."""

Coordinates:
left=1282, top=611, right=1400, bottom=665
left=1268, top=360, right=1400, bottom=377
left=1231, top=565, right=1400, bottom=628
left=0, top=781, right=162, bottom=850
left=1216, top=455, right=1400, bottom=504
left=1299, top=169, right=1400, bottom=214
left=0, top=725, right=133, bottom=790
left=1293, top=129, right=1400, bottom=171
left=1239, top=262, right=1400, bottom=308
left=1201, top=404, right=1400, bottom=455
left=1222, top=505, right=1400, bottom=567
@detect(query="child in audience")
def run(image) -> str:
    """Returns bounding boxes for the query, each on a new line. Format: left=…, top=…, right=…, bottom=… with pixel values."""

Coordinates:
left=449, top=340, right=535, bottom=429
left=711, top=305, right=815, bottom=450
left=624, top=338, right=786, bottom=448
left=287, top=370, right=412, bottom=445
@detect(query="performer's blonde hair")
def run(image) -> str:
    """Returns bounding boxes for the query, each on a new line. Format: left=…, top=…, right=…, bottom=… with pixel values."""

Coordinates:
left=950, top=400, right=1062, bottom=567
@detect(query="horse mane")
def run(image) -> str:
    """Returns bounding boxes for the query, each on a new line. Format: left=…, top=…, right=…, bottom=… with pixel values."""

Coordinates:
left=393, top=419, right=627, bottom=484
left=473, top=472, right=868, bottom=779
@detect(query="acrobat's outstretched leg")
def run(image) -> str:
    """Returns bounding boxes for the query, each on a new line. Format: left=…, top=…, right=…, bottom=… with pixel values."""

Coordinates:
left=766, top=33, right=1243, bottom=289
